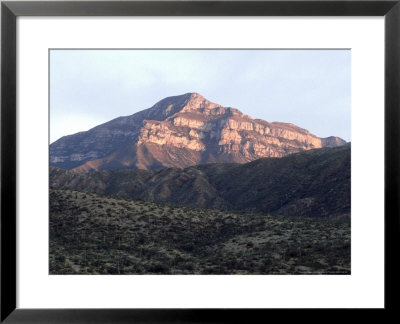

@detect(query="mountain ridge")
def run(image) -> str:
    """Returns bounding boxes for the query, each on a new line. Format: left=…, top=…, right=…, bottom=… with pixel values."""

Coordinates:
left=50, top=93, right=346, bottom=172
left=50, top=145, right=351, bottom=218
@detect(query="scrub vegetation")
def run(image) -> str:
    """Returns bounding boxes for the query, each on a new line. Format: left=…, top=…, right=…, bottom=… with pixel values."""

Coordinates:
left=50, top=189, right=350, bottom=275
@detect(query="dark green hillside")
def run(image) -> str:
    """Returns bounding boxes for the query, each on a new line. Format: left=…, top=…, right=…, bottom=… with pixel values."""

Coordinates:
left=50, top=189, right=350, bottom=274
left=205, top=144, right=350, bottom=217
left=50, top=145, right=350, bottom=218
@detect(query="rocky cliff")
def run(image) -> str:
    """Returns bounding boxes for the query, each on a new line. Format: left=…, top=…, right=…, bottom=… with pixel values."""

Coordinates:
left=50, top=93, right=346, bottom=172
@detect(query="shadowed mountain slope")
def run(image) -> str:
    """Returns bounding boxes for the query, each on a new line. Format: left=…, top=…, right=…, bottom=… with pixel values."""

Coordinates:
left=50, top=93, right=346, bottom=172
left=50, top=145, right=350, bottom=218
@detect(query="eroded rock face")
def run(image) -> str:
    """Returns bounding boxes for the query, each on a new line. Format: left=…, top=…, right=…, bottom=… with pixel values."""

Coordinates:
left=50, top=93, right=346, bottom=172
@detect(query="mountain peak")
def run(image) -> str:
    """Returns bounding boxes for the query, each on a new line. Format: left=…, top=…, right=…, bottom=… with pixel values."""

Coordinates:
left=155, top=92, right=210, bottom=106
left=185, top=92, right=212, bottom=102
left=181, top=92, right=220, bottom=111
left=185, top=92, right=203, bottom=99
left=146, top=92, right=222, bottom=119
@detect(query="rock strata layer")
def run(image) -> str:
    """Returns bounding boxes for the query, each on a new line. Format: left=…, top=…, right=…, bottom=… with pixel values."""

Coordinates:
left=50, top=93, right=346, bottom=172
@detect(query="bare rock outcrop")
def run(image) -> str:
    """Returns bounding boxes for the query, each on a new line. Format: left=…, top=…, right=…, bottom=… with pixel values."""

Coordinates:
left=50, top=93, right=346, bottom=172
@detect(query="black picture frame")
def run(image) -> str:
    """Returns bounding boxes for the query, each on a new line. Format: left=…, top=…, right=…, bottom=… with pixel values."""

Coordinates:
left=1, top=0, right=399, bottom=322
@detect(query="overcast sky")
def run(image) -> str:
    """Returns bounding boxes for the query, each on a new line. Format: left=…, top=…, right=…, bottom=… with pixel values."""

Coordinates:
left=50, top=49, right=350, bottom=143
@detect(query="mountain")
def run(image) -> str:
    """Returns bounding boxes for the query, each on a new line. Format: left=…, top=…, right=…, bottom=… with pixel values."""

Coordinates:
left=50, top=145, right=351, bottom=218
left=50, top=93, right=346, bottom=172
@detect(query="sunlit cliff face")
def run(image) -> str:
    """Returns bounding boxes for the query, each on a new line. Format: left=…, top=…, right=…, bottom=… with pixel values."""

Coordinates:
left=50, top=93, right=346, bottom=172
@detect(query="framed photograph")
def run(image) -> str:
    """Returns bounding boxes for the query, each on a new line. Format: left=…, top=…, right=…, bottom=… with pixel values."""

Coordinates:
left=1, top=0, right=399, bottom=322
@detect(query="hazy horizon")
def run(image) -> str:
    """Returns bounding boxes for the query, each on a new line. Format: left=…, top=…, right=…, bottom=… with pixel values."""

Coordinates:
left=50, top=49, right=351, bottom=143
